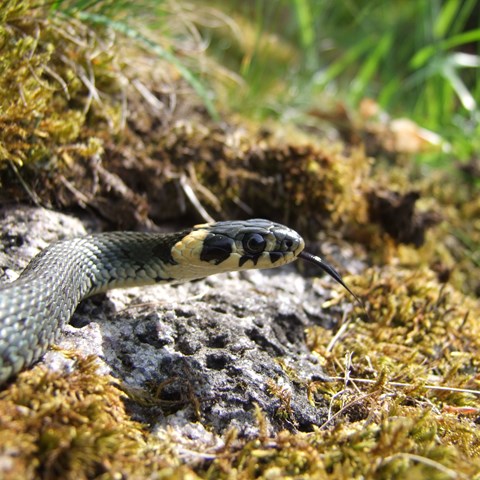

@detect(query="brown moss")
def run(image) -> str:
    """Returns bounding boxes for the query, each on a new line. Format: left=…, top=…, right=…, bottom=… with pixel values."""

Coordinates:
left=308, top=267, right=480, bottom=391
left=147, top=122, right=371, bottom=235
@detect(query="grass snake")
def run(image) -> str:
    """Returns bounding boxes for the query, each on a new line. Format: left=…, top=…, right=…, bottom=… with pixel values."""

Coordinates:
left=0, top=218, right=357, bottom=384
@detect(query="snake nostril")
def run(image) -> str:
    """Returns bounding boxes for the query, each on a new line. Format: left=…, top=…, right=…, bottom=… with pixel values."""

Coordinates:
left=284, top=239, right=294, bottom=250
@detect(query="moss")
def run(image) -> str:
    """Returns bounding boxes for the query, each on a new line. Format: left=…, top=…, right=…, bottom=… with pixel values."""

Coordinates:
left=152, top=121, right=371, bottom=236
left=199, top=405, right=479, bottom=479
left=0, top=0, right=113, bottom=168
left=297, top=267, right=480, bottom=477
left=0, top=354, right=193, bottom=479
left=307, top=267, right=480, bottom=398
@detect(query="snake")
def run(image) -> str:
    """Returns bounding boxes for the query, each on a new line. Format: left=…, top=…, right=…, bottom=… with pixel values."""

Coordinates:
left=0, top=218, right=358, bottom=385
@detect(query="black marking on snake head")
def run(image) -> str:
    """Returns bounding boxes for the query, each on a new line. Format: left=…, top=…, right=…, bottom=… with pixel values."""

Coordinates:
left=239, top=255, right=261, bottom=267
left=200, top=234, right=233, bottom=265
left=269, top=252, right=283, bottom=264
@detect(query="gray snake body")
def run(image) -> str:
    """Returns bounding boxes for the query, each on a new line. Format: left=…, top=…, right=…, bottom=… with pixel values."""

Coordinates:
left=0, top=219, right=356, bottom=384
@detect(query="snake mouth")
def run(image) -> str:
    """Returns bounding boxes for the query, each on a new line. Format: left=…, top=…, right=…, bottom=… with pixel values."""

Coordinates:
left=298, top=251, right=361, bottom=303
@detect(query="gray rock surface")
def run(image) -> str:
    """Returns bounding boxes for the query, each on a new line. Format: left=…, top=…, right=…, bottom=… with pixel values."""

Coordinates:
left=0, top=205, right=350, bottom=437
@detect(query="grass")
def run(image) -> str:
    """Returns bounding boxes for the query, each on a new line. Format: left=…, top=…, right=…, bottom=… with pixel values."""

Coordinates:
left=50, top=0, right=219, bottom=119
left=48, top=0, right=480, bottom=165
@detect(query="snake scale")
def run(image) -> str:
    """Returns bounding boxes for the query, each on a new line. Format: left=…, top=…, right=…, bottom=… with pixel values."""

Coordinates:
left=0, top=218, right=357, bottom=384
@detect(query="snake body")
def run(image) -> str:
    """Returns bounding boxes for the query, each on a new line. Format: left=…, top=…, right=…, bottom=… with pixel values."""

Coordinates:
left=0, top=219, right=306, bottom=384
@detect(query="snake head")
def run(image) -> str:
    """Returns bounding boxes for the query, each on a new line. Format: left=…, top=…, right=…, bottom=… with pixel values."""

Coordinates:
left=170, top=219, right=305, bottom=276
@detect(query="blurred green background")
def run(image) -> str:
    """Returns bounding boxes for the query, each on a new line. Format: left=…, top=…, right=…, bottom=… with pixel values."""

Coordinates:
left=53, top=0, right=480, bottom=165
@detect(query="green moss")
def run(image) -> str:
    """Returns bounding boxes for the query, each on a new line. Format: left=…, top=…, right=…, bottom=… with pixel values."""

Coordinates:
left=297, top=267, right=480, bottom=477
left=0, top=354, right=196, bottom=479
left=200, top=409, right=479, bottom=479
left=0, top=0, right=112, bottom=168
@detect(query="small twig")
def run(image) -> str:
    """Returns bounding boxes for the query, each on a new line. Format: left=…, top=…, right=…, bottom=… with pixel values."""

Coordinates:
left=8, top=161, right=42, bottom=206
left=179, top=174, right=215, bottom=223
left=132, top=78, right=165, bottom=112
left=43, top=65, right=70, bottom=99
left=326, top=310, right=351, bottom=353
left=330, top=376, right=480, bottom=396
left=187, top=163, right=222, bottom=211
left=58, top=175, right=90, bottom=207
left=320, top=391, right=378, bottom=430
left=231, top=196, right=254, bottom=215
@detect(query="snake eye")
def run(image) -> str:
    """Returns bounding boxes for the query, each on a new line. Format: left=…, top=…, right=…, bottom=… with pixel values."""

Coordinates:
left=243, top=233, right=267, bottom=254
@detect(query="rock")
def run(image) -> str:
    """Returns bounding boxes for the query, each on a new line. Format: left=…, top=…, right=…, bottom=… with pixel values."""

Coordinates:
left=0, top=205, right=88, bottom=277
left=0, top=205, right=348, bottom=436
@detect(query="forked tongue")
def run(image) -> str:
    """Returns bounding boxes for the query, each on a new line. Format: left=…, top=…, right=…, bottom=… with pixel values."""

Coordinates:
left=298, top=251, right=363, bottom=307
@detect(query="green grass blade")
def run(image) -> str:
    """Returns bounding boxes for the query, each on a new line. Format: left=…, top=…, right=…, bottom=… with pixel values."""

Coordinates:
left=411, top=30, right=480, bottom=69
left=443, top=65, right=477, bottom=111
left=292, top=0, right=316, bottom=68
left=351, top=33, right=393, bottom=102
left=314, top=37, right=375, bottom=89
left=434, top=0, right=461, bottom=38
